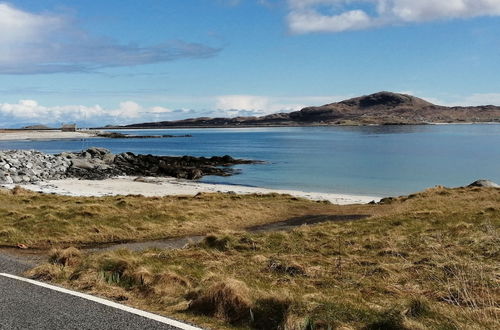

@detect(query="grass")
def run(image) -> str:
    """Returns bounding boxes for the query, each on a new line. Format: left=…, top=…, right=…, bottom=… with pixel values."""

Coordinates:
left=0, top=187, right=379, bottom=248
left=27, top=186, right=500, bottom=329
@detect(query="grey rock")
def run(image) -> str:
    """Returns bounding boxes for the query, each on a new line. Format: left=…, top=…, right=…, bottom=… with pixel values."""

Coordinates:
left=0, top=148, right=254, bottom=184
left=103, top=153, right=116, bottom=164
left=468, top=180, right=500, bottom=188
left=71, top=159, right=95, bottom=170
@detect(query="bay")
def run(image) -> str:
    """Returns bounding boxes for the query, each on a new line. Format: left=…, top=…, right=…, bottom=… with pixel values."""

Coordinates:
left=1, top=124, right=499, bottom=196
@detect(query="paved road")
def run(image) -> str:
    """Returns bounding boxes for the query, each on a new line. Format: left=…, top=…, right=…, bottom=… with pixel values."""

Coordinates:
left=0, top=252, right=196, bottom=330
left=0, top=250, right=39, bottom=275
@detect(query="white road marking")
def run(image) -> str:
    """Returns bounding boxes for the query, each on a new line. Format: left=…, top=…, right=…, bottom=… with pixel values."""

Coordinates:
left=0, top=273, right=202, bottom=330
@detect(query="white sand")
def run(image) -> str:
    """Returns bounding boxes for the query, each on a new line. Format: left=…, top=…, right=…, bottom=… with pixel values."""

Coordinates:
left=0, top=130, right=96, bottom=141
left=12, top=176, right=381, bottom=205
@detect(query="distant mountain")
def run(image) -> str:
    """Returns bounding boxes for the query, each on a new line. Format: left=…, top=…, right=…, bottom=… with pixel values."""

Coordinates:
left=114, top=92, right=500, bottom=128
left=22, top=124, right=52, bottom=130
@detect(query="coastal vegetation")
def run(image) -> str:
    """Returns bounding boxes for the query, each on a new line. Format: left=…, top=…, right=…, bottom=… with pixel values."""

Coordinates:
left=25, top=186, right=500, bottom=329
left=0, top=187, right=362, bottom=248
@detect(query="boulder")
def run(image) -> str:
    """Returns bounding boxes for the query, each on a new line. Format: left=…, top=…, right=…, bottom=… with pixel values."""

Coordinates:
left=468, top=180, right=500, bottom=188
left=70, top=159, right=95, bottom=170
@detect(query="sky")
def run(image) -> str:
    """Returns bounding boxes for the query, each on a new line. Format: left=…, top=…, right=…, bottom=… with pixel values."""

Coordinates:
left=0, top=0, right=500, bottom=127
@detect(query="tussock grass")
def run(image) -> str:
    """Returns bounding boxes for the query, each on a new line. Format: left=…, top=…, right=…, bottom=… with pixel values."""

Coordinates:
left=28, top=187, right=500, bottom=329
left=0, top=188, right=365, bottom=248
left=188, top=279, right=252, bottom=324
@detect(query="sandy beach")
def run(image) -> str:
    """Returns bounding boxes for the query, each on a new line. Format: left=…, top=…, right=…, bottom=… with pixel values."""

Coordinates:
left=9, top=176, right=381, bottom=205
left=0, top=130, right=97, bottom=141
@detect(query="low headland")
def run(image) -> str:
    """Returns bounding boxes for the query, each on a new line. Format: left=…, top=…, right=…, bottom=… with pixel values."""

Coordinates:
left=106, top=91, right=500, bottom=129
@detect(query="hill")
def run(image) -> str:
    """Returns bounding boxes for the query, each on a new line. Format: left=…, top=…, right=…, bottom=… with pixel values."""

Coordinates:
left=116, top=92, right=500, bottom=128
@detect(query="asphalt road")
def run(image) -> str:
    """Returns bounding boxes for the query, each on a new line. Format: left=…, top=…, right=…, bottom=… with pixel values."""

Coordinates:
left=0, top=252, right=196, bottom=330
left=0, top=250, right=38, bottom=275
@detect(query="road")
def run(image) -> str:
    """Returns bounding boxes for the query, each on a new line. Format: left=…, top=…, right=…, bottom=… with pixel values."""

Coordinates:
left=0, top=252, right=199, bottom=330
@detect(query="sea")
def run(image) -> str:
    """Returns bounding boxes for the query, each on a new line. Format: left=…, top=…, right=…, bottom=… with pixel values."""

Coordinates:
left=1, top=124, right=499, bottom=197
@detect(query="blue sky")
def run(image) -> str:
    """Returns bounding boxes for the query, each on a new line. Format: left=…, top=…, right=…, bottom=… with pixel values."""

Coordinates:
left=1, top=0, right=500, bottom=127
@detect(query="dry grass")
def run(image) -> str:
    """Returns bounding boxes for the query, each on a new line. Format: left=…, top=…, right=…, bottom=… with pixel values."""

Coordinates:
left=0, top=187, right=375, bottom=248
left=188, top=279, right=252, bottom=324
left=27, top=186, right=500, bottom=329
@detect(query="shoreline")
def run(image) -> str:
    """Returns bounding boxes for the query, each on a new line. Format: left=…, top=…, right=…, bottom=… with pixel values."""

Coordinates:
left=98, top=122, right=500, bottom=130
left=1, top=123, right=499, bottom=141
left=7, top=176, right=381, bottom=205
left=0, top=130, right=97, bottom=141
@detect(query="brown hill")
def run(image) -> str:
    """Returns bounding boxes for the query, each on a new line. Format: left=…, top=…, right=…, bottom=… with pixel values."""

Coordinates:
left=120, top=92, right=500, bottom=128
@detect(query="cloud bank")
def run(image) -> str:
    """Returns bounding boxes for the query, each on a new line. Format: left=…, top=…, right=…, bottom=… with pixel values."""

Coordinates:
left=0, top=3, right=220, bottom=74
left=0, top=100, right=173, bottom=127
left=287, top=0, right=500, bottom=33
left=0, top=95, right=341, bottom=127
left=215, top=94, right=346, bottom=115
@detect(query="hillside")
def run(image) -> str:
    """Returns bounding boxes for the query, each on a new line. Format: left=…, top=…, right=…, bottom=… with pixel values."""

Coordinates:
left=118, top=92, right=500, bottom=128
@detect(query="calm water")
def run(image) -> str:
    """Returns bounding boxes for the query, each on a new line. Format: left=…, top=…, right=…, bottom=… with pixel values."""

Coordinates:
left=1, top=125, right=499, bottom=196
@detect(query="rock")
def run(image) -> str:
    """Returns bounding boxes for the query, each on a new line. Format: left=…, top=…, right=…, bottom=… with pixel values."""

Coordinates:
left=12, top=176, right=22, bottom=184
left=468, top=180, right=500, bottom=188
left=102, top=153, right=116, bottom=164
left=0, top=148, right=258, bottom=184
left=71, top=159, right=95, bottom=170
left=87, top=147, right=110, bottom=156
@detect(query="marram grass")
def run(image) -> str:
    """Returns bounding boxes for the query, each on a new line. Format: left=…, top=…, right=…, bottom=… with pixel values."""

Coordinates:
left=27, top=186, right=500, bottom=329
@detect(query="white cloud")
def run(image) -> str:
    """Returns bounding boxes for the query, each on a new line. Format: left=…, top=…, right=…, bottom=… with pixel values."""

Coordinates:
left=216, top=95, right=272, bottom=111
left=0, top=100, right=173, bottom=126
left=287, top=0, right=500, bottom=33
left=150, top=106, right=173, bottom=114
left=429, top=93, right=500, bottom=106
left=215, top=94, right=307, bottom=116
left=460, top=93, right=500, bottom=106
left=215, top=94, right=347, bottom=116
left=0, top=3, right=63, bottom=44
left=0, top=3, right=219, bottom=74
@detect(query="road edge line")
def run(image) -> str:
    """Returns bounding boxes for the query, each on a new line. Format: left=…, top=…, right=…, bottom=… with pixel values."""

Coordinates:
left=0, top=273, right=202, bottom=330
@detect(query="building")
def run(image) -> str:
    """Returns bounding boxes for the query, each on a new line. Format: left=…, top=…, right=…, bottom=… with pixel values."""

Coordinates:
left=61, top=124, right=77, bottom=132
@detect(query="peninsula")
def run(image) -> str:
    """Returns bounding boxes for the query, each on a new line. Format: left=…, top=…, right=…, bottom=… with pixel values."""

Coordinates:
left=109, top=92, right=500, bottom=129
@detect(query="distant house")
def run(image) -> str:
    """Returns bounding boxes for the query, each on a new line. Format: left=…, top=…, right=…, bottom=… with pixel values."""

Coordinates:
left=61, top=124, right=77, bottom=132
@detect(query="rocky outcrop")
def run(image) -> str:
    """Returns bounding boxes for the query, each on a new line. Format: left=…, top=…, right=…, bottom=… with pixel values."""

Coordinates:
left=468, top=180, right=500, bottom=188
left=0, top=150, right=71, bottom=184
left=0, top=148, right=258, bottom=184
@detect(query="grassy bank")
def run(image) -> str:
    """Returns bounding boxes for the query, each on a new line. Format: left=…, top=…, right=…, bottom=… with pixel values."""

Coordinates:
left=0, top=187, right=377, bottom=248
left=28, top=187, right=499, bottom=329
